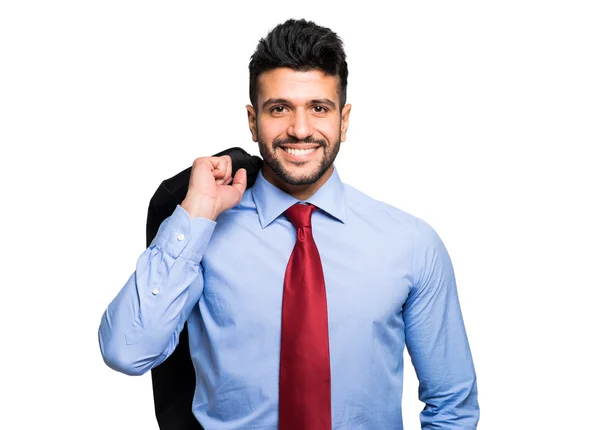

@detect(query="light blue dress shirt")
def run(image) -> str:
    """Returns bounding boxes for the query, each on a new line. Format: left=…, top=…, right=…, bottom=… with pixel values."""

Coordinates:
left=99, top=167, right=479, bottom=429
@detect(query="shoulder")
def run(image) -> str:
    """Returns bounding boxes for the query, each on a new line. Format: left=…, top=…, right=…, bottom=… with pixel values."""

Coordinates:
left=343, top=185, right=453, bottom=289
left=343, top=183, right=436, bottom=240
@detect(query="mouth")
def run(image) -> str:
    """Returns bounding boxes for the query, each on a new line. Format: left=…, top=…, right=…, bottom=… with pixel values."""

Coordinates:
left=278, top=145, right=321, bottom=160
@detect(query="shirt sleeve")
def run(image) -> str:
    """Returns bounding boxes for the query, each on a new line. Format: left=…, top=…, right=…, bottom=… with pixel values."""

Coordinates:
left=404, top=221, right=480, bottom=429
left=98, top=205, right=216, bottom=376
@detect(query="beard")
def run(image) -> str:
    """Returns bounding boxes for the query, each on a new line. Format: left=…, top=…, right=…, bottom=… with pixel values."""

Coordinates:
left=258, top=132, right=341, bottom=186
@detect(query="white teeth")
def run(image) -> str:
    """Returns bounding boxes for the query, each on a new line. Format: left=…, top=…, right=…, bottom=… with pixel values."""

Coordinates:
left=284, top=147, right=317, bottom=156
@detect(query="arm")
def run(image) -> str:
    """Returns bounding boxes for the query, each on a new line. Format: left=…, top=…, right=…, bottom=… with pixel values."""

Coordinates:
left=99, top=156, right=247, bottom=376
left=145, top=148, right=261, bottom=429
left=99, top=206, right=215, bottom=375
left=404, top=222, right=479, bottom=429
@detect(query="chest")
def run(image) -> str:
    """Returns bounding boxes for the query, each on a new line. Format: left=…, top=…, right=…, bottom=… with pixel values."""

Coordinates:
left=200, top=216, right=413, bottom=328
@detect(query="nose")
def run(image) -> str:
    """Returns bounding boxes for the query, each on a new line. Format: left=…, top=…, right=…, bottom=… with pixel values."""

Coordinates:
left=287, top=109, right=313, bottom=140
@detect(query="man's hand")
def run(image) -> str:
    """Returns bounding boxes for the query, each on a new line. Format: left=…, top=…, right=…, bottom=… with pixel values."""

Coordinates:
left=181, top=155, right=247, bottom=220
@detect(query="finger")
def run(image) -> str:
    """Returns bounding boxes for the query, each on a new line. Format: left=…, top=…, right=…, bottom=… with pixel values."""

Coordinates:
left=206, top=156, right=224, bottom=169
left=188, top=157, right=213, bottom=189
left=223, top=155, right=232, bottom=183
left=230, top=168, right=247, bottom=199
left=213, top=156, right=232, bottom=184
left=217, top=177, right=232, bottom=185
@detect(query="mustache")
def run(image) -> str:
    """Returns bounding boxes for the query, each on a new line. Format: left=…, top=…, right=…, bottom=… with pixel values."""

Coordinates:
left=273, top=136, right=327, bottom=148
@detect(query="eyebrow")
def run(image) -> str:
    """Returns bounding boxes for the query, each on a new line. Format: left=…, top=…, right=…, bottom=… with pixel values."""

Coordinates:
left=261, top=98, right=337, bottom=110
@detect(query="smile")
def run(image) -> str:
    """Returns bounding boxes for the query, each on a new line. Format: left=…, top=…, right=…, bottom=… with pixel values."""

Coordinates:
left=282, top=147, right=319, bottom=156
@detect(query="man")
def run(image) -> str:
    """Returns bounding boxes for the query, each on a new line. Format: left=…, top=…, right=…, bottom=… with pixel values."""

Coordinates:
left=99, top=18, right=479, bottom=429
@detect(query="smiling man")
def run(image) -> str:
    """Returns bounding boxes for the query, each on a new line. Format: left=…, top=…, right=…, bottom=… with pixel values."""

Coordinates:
left=249, top=67, right=350, bottom=200
left=99, top=19, right=479, bottom=429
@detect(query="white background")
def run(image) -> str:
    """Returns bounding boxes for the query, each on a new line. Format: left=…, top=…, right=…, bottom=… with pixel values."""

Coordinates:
left=1, top=1, right=599, bottom=429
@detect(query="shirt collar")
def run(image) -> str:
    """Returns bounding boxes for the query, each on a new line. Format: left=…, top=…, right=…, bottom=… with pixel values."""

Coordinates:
left=251, top=166, right=347, bottom=229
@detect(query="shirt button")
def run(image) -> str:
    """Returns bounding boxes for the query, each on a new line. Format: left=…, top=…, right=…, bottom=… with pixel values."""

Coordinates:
left=152, top=287, right=160, bottom=295
left=176, top=233, right=185, bottom=241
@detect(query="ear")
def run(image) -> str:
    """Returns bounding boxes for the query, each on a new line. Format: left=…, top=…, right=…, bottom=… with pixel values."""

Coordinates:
left=246, top=105, right=258, bottom=142
left=340, top=104, right=352, bottom=142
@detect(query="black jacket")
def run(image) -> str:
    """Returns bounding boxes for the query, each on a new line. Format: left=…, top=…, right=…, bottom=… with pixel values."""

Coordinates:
left=145, top=147, right=263, bottom=430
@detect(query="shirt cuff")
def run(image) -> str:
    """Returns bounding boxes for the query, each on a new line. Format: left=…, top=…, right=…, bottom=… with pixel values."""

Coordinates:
left=151, top=205, right=216, bottom=261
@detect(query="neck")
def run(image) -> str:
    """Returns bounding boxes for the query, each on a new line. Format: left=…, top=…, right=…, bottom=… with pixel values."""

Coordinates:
left=262, top=166, right=334, bottom=200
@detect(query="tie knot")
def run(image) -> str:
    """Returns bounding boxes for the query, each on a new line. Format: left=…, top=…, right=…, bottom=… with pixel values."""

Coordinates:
left=284, top=203, right=316, bottom=230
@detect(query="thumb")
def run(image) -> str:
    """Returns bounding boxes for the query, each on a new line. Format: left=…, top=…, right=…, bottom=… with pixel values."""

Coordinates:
left=231, top=168, right=247, bottom=198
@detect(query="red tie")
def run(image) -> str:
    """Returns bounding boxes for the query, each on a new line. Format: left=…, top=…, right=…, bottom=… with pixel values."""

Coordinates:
left=279, top=203, right=332, bottom=430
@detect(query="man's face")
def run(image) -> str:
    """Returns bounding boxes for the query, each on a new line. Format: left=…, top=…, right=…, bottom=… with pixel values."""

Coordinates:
left=247, top=68, right=351, bottom=192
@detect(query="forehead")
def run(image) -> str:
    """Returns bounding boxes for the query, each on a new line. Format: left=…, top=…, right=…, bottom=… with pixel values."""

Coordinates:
left=256, top=68, right=339, bottom=105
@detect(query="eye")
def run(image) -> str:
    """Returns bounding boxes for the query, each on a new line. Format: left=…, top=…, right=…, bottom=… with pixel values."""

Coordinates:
left=271, top=106, right=287, bottom=114
left=313, top=105, right=328, bottom=114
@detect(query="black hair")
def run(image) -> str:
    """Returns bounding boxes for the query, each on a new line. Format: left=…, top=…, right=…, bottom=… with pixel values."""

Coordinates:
left=249, top=18, right=348, bottom=110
